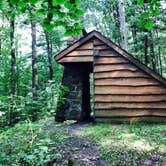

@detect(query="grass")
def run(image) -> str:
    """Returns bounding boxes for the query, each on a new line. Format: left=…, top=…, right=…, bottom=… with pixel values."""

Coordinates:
left=0, top=117, right=71, bottom=166
left=81, top=123, right=166, bottom=166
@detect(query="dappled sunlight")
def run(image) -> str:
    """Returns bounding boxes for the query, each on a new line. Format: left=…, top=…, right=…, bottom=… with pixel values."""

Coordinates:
left=81, top=123, right=166, bottom=165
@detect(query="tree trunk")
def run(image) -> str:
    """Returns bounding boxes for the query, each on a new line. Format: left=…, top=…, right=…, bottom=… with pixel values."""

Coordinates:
left=31, top=20, right=38, bottom=98
left=0, top=31, right=1, bottom=58
left=144, top=31, right=148, bottom=65
left=149, top=31, right=157, bottom=72
left=44, top=30, right=53, bottom=80
left=155, top=28, right=162, bottom=76
left=118, top=0, right=127, bottom=50
left=131, top=25, right=137, bottom=53
left=10, top=19, right=15, bottom=96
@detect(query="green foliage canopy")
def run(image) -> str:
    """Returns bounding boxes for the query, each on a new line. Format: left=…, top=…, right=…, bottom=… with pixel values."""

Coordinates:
left=0, top=0, right=84, bottom=35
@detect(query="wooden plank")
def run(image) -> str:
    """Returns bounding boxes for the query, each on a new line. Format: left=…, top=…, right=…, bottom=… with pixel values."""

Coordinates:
left=94, top=78, right=160, bottom=86
left=94, top=85, right=166, bottom=94
left=94, top=71, right=149, bottom=78
left=56, top=31, right=96, bottom=61
left=95, top=109, right=166, bottom=117
left=94, top=64, right=137, bottom=72
left=99, top=50, right=119, bottom=56
left=77, top=41, right=93, bottom=50
left=93, top=38, right=104, bottom=45
left=67, top=50, right=94, bottom=56
left=94, top=45, right=110, bottom=50
left=58, top=56, right=93, bottom=62
left=95, top=102, right=166, bottom=109
left=94, top=57, right=128, bottom=64
left=94, top=94, right=166, bottom=102
left=95, top=117, right=166, bottom=123
left=93, top=31, right=166, bottom=87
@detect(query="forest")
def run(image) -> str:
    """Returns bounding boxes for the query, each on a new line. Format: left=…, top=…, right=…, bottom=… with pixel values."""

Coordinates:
left=0, top=0, right=166, bottom=165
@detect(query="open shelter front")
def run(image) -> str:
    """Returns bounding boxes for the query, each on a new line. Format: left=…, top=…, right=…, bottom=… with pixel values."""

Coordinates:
left=55, top=30, right=166, bottom=123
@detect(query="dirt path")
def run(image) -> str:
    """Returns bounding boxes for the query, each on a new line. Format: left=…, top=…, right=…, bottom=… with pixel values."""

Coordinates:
left=53, top=123, right=110, bottom=166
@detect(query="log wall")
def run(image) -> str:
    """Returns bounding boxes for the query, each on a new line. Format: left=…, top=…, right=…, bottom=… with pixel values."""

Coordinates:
left=93, top=39, right=166, bottom=122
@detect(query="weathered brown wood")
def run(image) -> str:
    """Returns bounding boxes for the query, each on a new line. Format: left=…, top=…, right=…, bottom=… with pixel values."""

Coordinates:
left=94, top=94, right=166, bottom=102
left=77, top=41, right=93, bottom=50
left=94, top=71, right=150, bottom=78
left=94, top=64, right=137, bottom=72
left=58, top=56, right=93, bottom=62
left=94, top=57, right=128, bottom=64
left=98, top=50, right=119, bottom=57
left=94, top=78, right=160, bottom=86
left=56, top=31, right=95, bottom=61
left=93, top=38, right=104, bottom=45
left=95, top=102, right=166, bottom=109
left=95, top=109, right=166, bottom=117
left=93, top=31, right=166, bottom=86
left=94, top=45, right=110, bottom=50
left=95, top=117, right=166, bottom=123
left=67, top=50, right=94, bottom=56
left=94, top=85, right=166, bottom=94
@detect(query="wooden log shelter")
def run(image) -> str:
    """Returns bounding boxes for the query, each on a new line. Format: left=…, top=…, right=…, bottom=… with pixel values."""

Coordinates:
left=55, top=30, right=166, bottom=123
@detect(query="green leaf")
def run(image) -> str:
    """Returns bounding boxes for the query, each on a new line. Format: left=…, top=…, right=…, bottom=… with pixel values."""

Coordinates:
left=145, top=20, right=154, bottom=29
left=31, top=0, right=38, bottom=4
left=140, top=12, right=149, bottom=19
left=9, top=0, right=18, bottom=5
left=137, top=0, right=144, bottom=6
left=151, top=10, right=160, bottom=16
left=37, top=9, right=45, bottom=16
left=75, top=9, right=84, bottom=16
left=64, top=2, right=73, bottom=10
left=137, top=19, right=146, bottom=28
left=18, top=1, right=26, bottom=8
left=53, top=0, right=64, bottom=5
left=64, top=30, right=73, bottom=36
left=74, top=0, right=81, bottom=6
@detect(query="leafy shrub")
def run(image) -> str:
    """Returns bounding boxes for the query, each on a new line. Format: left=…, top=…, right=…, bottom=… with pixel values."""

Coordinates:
left=0, top=118, right=67, bottom=166
left=0, top=82, right=68, bottom=126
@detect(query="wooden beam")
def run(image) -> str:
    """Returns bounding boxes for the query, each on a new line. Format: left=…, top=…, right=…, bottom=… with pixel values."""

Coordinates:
left=58, top=56, right=93, bottom=63
left=95, top=109, right=166, bottom=117
left=95, top=102, right=166, bottom=109
left=94, top=94, right=166, bottom=102
left=94, top=71, right=150, bottom=78
left=94, top=78, right=160, bottom=86
left=94, top=64, right=137, bottom=72
left=94, top=85, right=166, bottom=94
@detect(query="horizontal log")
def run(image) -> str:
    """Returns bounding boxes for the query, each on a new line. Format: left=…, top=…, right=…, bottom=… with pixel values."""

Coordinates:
left=95, top=102, right=166, bottom=109
left=94, top=70, right=149, bottom=78
left=67, top=50, right=94, bottom=56
left=94, top=45, right=110, bottom=50
left=94, top=85, right=166, bottom=94
left=95, top=109, right=166, bottom=117
left=95, top=117, right=166, bottom=123
left=93, top=39, right=104, bottom=45
left=77, top=41, right=93, bottom=49
left=94, top=64, right=137, bottom=72
left=99, top=50, right=119, bottom=56
left=94, top=57, right=129, bottom=64
left=94, top=94, right=166, bottom=102
left=94, top=78, right=159, bottom=86
left=58, top=56, right=93, bottom=63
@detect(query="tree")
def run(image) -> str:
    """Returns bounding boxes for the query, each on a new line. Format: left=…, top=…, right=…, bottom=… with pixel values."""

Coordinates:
left=31, top=20, right=38, bottom=98
left=44, top=30, right=53, bottom=80
left=118, top=0, right=128, bottom=50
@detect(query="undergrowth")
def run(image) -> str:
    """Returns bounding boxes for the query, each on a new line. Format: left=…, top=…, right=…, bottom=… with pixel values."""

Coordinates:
left=81, top=123, right=166, bottom=166
left=0, top=117, right=70, bottom=166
